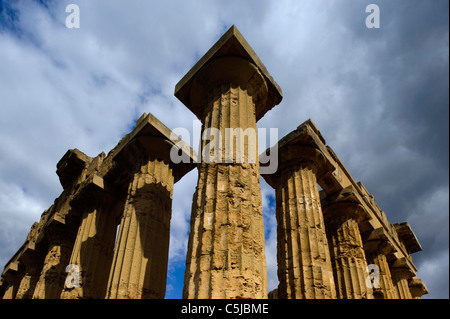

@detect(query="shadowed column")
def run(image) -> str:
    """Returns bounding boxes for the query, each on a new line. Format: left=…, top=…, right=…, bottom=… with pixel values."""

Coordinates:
left=105, top=114, right=196, bottom=299
left=60, top=175, right=120, bottom=299
left=322, top=196, right=373, bottom=299
left=363, top=227, right=399, bottom=299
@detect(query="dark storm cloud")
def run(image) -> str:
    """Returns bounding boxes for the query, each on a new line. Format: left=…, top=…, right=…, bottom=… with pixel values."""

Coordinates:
left=329, top=0, right=449, bottom=298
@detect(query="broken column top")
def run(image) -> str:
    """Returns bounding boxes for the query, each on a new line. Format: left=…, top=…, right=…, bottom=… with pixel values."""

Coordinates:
left=175, top=25, right=283, bottom=121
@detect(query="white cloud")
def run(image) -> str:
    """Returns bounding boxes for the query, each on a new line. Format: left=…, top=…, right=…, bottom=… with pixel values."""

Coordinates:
left=0, top=181, right=46, bottom=268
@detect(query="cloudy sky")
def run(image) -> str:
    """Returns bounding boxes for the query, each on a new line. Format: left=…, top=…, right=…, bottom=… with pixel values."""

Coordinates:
left=0, top=0, right=448, bottom=299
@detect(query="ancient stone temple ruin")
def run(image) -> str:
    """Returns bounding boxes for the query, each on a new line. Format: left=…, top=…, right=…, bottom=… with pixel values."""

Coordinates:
left=0, top=26, right=428, bottom=299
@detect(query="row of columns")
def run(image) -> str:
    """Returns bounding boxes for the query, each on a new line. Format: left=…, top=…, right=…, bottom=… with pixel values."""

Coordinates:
left=262, top=137, right=425, bottom=299
left=3, top=130, right=423, bottom=300
left=1, top=116, right=196, bottom=299
left=0, top=144, right=427, bottom=300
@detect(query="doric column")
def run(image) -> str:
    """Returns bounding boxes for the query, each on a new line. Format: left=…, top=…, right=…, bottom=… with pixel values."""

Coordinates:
left=106, top=154, right=173, bottom=299
left=261, top=119, right=337, bottom=299
left=273, top=158, right=336, bottom=298
left=363, top=228, right=399, bottom=299
left=322, top=195, right=373, bottom=299
left=60, top=175, right=119, bottom=299
left=1, top=262, right=24, bottom=299
left=15, top=243, right=44, bottom=299
left=32, top=222, right=77, bottom=299
left=31, top=148, right=92, bottom=299
left=105, top=113, right=196, bottom=299
left=176, top=27, right=282, bottom=299
left=390, top=258, right=414, bottom=299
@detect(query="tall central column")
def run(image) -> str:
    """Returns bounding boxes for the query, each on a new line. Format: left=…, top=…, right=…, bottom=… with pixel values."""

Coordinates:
left=176, top=26, right=282, bottom=299
left=60, top=176, right=119, bottom=299
left=184, top=58, right=268, bottom=299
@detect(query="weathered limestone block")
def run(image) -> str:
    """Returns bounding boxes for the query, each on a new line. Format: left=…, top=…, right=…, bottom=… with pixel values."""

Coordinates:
left=370, top=253, right=399, bottom=299
left=408, top=277, right=428, bottom=299
left=185, top=161, right=266, bottom=298
left=1, top=262, right=23, bottom=299
left=177, top=26, right=282, bottom=299
left=322, top=199, right=373, bottom=299
left=15, top=242, right=44, bottom=299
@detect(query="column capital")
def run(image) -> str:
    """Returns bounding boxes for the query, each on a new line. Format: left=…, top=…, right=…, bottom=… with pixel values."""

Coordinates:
left=190, top=57, right=268, bottom=121
left=41, top=217, right=77, bottom=249
left=321, top=185, right=372, bottom=224
left=56, top=149, right=92, bottom=190
left=261, top=119, right=336, bottom=187
left=175, top=25, right=282, bottom=121
left=109, top=112, right=197, bottom=185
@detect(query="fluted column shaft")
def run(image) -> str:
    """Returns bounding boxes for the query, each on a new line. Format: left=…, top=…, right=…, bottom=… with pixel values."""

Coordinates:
left=275, top=162, right=336, bottom=299
left=32, top=227, right=76, bottom=299
left=323, top=203, right=373, bottom=299
left=365, top=247, right=399, bottom=299
left=1, top=268, right=23, bottom=299
left=61, top=198, right=117, bottom=299
left=106, top=159, right=174, bottom=299
left=183, top=58, right=268, bottom=299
